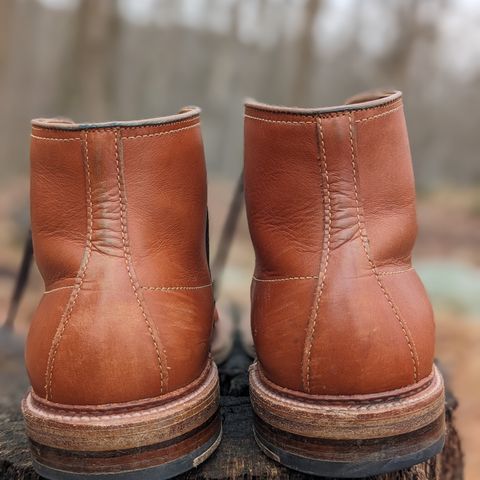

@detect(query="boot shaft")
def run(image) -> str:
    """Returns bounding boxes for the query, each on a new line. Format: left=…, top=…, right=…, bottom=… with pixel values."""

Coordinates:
left=244, top=91, right=434, bottom=395
left=244, top=91, right=417, bottom=279
left=31, top=110, right=210, bottom=290
left=27, top=111, right=214, bottom=405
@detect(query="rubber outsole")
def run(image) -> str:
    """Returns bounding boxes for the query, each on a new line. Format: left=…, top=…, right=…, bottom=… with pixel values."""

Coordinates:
left=254, top=429, right=444, bottom=478
left=32, top=425, right=222, bottom=480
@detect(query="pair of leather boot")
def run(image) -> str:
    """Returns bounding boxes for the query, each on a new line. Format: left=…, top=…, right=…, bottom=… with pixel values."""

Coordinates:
left=22, top=90, right=445, bottom=479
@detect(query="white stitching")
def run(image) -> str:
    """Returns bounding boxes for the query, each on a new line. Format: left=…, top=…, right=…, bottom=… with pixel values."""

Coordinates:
left=252, top=275, right=318, bottom=283
left=245, top=104, right=402, bottom=126
left=121, top=122, right=199, bottom=140
left=348, top=115, right=419, bottom=382
left=378, top=267, right=414, bottom=276
left=26, top=367, right=218, bottom=421
left=244, top=114, right=314, bottom=125
left=115, top=130, right=168, bottom=393
left=31, top=134, right=82, bottom=142
left=354, top=104, right=403, bottom=123
left=44, top=285, right=75, bottom=295
left=45, top=132, right=93, bottom=400
left=44, top=283, right=215, bottom=294
left=303, top=118, right=331, bottom=393
left=141, top=283, right=212, bottom=291
left=256, top=364, right=434, bottom=405
left=252, top=365, right=443, bottom=412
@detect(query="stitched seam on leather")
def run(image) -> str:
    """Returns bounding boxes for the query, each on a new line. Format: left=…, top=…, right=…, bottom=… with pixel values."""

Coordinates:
left=253, top=275, right=319, bottom=282
left=256, top=367, right=438, bottom=405
left=31, top=135, right=82, bottom=142
left=121, top=122, right=199, bottom=140
left=44, top=285, right=76, bottom=295
left=32, top=116, right=199, bottom=133
left=141, top=283, right=212, bottom=291
left=114, top=130, right=168, bottom=393
left=378, top=267, right=414, bottom=276
left=244, top=104, right=402, bottom=125
left=255, top=375, right=442, bottom=412
left=245, top=114, right=315, bottom=125
left=246, top=97, right=402, bottom=117
left=354, top=104, right=403, bottom=123
left=302, top=118, right=331, bottom=393
left=31, top=360, right=214, bottom=414
left=44, top=283, right=213, bottom=294
left=44, top=132, right=93, bottom=400
left=25, top=382, right=217, bottom=420
left=348, top=115, right=419, bottom=383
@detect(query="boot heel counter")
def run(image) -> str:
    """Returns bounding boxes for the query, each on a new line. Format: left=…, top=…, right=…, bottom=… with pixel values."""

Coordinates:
left=304, top=266, right=435, bottom=396
left=25, top=288, right=74, bottom=399
left=27, top=263, right=215, bottom=406
left=251, top=278, right=318, bottom=392
left=142, top=286, right=215, bottom=393
left=245, top=92, right=436, bottom=401
left=380, top=267, right=436, bottom=381
left=25, top=279, right=167, bottom=405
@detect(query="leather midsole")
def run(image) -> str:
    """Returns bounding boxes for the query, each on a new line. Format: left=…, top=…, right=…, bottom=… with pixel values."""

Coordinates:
left=249, top=363, right=445, bottom=440
left=30, top=359, right=214, bottom=415
left=22, top=361, right=220, bottom=452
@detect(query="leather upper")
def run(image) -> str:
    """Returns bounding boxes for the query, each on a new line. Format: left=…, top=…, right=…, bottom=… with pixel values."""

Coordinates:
left=244, top=91, right=435, bottom=396
left=26, top=110, right=214, bottom=405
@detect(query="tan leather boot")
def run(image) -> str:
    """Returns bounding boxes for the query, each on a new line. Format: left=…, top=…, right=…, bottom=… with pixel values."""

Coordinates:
left=22, top=111, right=221, bottom=479
left=245, top=91, right=445, bottom=477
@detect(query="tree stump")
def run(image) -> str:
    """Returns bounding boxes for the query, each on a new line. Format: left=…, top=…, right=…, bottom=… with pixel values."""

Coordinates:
left=0, top=330, right=463, bottom=479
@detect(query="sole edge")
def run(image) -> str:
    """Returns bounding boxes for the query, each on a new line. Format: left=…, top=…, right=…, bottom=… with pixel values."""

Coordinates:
left=32, top=425, right=222, bottom=480
left=254, top=427, right=444, bottom=478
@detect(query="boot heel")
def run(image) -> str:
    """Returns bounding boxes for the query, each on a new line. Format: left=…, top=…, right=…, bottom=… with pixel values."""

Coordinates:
left=250, top=362, right=445, bottom=478
left=22, top=361, right=221, bottom=480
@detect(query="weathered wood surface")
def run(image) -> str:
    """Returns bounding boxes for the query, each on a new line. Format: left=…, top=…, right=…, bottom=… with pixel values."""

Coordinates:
left=0, top=329, right=463, bottom=479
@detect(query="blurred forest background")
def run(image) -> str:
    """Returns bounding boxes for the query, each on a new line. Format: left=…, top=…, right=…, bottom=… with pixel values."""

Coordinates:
left=0, top=0, right=479, bottom=478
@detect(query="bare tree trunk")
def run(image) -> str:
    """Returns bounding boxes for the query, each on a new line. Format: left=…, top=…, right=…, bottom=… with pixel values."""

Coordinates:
left=290, top=0, right=323, bottom=105
left=0, top=1, right=14, bottom=79
left=0, top=0, right=39, bottom=177
left=58, top=0, right=121, bottom=121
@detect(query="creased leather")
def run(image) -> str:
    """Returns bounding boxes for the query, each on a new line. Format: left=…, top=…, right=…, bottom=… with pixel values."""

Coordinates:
left=244, top=91, right=435, bottom=396
left=26, top=112, right=214, bottom=405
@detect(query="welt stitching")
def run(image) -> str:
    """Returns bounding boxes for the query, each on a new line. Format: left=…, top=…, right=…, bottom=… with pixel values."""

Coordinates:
left=121, top=122, right=200, bottom=140
left=257, top=364, right=435, bottom=405
left=45, top=132, right=93, bottom=400
left=252, top=275, right=318, bottom=282
left=258, top=388, right=439, bottom=412
left=348, top=114, right=419, bottom=382
left=302, top=118, right=332, bottom=393
left=31, top=134, right=82, bottom=142
left=141, top=283, right=212, bottom=291
left=257, top=376, right=442, bottom=412
left=26, top=380, right=215, bottom=420
left=114, top=130, right=167, bottom=393
left=31, top=361, right=213, bottom=415
left=354, top=104, right=403, bottom=123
